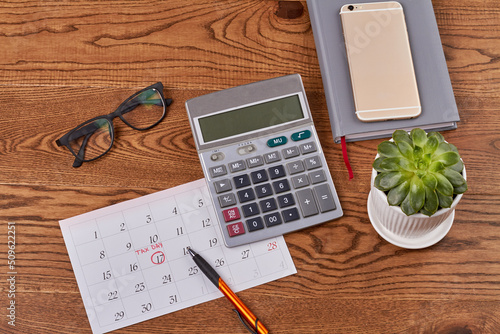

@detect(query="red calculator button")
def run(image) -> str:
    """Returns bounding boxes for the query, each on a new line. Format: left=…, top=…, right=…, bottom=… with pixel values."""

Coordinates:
left=222, top=207, right=240, bottom=222
left=227, top=222, right=245, bottom=237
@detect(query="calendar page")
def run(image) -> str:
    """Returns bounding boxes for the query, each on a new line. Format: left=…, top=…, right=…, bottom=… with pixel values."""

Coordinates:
left=59, top=179, right=296, bottom=334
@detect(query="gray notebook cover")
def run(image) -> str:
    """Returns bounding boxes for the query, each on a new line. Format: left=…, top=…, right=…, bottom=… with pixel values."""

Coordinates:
left=307, top=0, right=460, bottom=143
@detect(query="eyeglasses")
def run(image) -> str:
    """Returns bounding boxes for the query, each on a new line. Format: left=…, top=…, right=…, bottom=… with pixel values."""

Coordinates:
left=56, top=82, right=172, bottom=168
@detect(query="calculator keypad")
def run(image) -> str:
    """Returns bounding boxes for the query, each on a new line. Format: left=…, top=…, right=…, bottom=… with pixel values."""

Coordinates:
left=210, top=134, right=338, bottom=243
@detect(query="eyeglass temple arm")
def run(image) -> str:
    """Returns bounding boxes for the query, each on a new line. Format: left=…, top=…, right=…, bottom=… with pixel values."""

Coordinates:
left=72, top=133, right=92, bottom=168
left=56, top=121, right=101, bottom=168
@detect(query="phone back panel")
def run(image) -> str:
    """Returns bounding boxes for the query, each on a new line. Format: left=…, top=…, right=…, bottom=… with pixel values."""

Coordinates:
left=340, top=2, right=420, bottom=122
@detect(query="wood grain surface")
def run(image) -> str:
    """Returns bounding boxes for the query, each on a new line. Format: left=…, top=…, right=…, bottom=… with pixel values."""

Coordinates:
left=0, top=1, right=499, bottom=333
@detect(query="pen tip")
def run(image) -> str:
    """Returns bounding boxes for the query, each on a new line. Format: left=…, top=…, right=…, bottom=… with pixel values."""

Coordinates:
left=187, top=247, right=196, bottom=257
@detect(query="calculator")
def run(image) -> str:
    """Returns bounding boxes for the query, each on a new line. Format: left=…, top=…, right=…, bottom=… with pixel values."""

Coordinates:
left=186, top=74, right=343, bottom=247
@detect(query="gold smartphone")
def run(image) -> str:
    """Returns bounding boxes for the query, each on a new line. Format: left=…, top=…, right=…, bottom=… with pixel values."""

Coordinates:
left=340, top=1, right=420, bottom=122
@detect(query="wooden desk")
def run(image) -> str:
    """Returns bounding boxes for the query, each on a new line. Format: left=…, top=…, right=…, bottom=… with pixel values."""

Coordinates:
left=1, top=1, right=499, bottom=333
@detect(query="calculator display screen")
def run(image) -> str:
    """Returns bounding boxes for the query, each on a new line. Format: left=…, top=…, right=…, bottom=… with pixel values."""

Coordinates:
left=198, top=95, right=304, bottom=143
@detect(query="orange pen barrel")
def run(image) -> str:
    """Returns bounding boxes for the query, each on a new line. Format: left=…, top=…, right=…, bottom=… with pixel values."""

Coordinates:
left=218, top=278, right=269, bottom=334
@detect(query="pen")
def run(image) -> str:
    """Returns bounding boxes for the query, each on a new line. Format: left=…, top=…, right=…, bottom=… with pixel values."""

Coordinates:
left=187, top=247, right=269, bottom=334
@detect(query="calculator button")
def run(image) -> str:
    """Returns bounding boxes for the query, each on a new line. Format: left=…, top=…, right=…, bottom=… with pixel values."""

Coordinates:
left=237, top=188, right=256, bottom=203
left=278, top=193, right=295, bottom=208
left=313, top=184, right=337, bottom=213
left=260, top=198, right=278, bottom=213
left=291, top=174, right=310, bottom=189
left=268, top=165, right=286, bottom=179
left=282, top=146, right=300, bottom=159
left=246, top=217, right=264, bottom=232
left=255, top=183, right=273, bottom=198
left=291, top=130, right=311, bottom=141
left=247, top=156, right=264, bottom=168
left=227, top=222, right=245, bottom=237
left=218, top=193, right=237, bottom=207
left=233, top=174, right=251, bottom=188
left=214, top=179, right=232, bottom=193
left=210, top=165, right=227, bottom=178
left=264, top=212, right=283, bottom=227
left=309, top=169, right=327, bottom=184
left=250, top=169, right=269, bottom=184
left=229, top=160, right=246, bottom=173
left=264, top=151, right=281, bottom=164
left=299, top=142, right=317, bottom=154
left=286, top=160, right=305, bottom=174
left=272, top=179, right=290, bottom=194
left=223, top=207, right=241, bottom=222
left=242, top=203, right=260, bottom=217
left=282, top=207, right=300, bottom=223
left=296, top=188, right=319, bottom=217
left=304, top=156, right=322, bottom=170
left=267, top=136, right=288, bottom=147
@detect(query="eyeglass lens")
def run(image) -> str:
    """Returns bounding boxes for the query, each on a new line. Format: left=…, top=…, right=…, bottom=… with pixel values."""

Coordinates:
left=67, top=88, right=165, bottom=162
left=121, top=88, right=165, bottom=130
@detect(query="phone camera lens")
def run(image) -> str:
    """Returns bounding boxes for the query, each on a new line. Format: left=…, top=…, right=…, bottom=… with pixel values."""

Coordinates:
left=348, top=5, right=354, bottom=11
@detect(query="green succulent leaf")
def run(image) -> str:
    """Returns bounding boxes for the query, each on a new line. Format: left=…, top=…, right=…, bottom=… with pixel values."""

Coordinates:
left=397, top=157, right=416, bottom=171
left=397, top=141, right=414, bottom=160
left=429, top=161, right=444, bottom=172
left=400, top=193, right=417, bottom=216
left=424, top=136, right=439, bottom=154
left=437, top=191, right=453, bottom=208
left=440, top=167, right=466, bottom=187
left=392, top=130, right=413, bottom=146
left=454, top=182, right=468, bottom=194
left=427, top=131, right=445, bottom=143
left=435, top=151, right=460, bottom=167
left=434, top=172, right=454, bottom=196
left=409, top=176, right=425, bottom=212
left=411, top=128, right=428, bottom=148
left=433, top=142, right=452, bottom=156
left=422, top=173, right=437, bottom=190
left=387, top=180, right=410, bottom=206
left=423, top=186, right=439, bottom=215
left=373, top=157, right=386, bottom=172
left=378, top=141, right=401, bottom=158
left=420, top=208, right=435, bottom=216
left=375, top=171, right=410, bottom=191
left=449, top=159, right=464, bottom=173
left=380, top=157, right=403, bottom=171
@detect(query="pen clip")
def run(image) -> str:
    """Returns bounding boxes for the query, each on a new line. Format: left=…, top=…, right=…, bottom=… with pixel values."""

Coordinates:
left=232, top=309, right=259, bottom=334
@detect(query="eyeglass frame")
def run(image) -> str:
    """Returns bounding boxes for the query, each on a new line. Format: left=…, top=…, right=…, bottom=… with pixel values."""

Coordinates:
left=56, top=82, right=173, bottom=167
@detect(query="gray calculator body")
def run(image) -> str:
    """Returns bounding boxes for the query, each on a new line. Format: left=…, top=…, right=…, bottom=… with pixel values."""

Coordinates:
left=186, top=74, right=343, bottom=247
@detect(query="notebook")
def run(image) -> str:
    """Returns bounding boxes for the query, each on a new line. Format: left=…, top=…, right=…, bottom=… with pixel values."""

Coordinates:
left=307, top=0, right=460, bottom=143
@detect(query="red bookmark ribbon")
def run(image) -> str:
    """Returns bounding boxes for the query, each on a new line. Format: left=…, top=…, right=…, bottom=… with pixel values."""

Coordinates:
left=341, top=136, right=353, bottom=180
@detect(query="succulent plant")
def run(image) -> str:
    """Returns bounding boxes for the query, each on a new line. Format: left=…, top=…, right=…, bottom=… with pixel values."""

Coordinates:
left=373, top=128, right=467, bottom=216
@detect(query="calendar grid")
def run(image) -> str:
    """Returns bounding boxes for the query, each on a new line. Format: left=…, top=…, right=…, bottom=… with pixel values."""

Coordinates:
left=60, top=178, right=297, bottom=334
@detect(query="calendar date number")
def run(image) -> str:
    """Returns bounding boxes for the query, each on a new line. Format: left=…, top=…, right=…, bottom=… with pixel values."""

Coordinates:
left=114, top=311, right=125, bottom=321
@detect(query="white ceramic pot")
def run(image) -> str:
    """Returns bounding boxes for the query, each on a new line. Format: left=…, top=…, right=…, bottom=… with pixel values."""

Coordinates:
left=367, top=165, right=466, bottom=248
